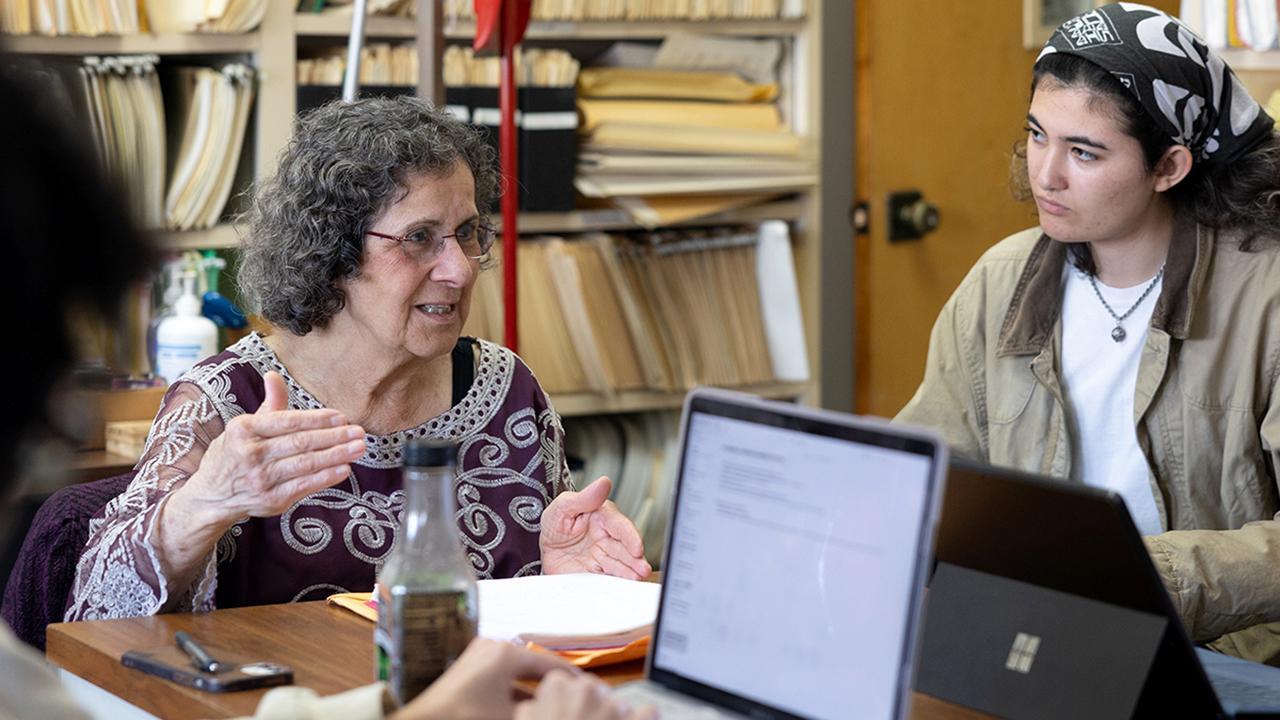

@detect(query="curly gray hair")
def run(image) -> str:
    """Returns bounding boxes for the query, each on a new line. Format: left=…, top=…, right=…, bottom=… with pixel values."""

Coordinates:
left=237, top=96, right=500, bottom=335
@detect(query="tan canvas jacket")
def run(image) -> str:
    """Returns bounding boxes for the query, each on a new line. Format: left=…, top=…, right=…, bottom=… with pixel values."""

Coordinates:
left=897, top=216, right=1280, bottom=663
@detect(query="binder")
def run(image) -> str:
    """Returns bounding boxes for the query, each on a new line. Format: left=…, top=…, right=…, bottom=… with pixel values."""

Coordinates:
left=519, top=86, right=578, bottom=212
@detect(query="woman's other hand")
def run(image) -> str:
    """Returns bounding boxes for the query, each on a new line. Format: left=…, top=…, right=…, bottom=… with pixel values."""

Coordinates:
left=540, top=477, right=651, bottom=580
left=393, top=638, right=578, bottom=720
left=156, top=372, right=365, bottom=584
left=514, top=670, right=657, bottom=720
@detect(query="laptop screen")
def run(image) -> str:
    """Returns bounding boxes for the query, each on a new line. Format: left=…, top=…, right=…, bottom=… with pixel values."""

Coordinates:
left=650, top=395, right=939, bottom=720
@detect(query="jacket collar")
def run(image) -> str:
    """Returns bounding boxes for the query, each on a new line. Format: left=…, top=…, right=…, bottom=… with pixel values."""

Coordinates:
left=995, top=212, right=1210, bottom=357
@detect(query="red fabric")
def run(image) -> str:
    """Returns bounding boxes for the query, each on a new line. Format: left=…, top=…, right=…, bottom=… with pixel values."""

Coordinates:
left=472, top=0, right=531, bottom=52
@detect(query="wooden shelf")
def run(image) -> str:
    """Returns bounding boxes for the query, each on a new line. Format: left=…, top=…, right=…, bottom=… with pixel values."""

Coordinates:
left=153, top=225, right=240, bottom=251
left=145, top=200, right=803, bottom=250
left=508, top=198, right=805, bottom=234
left=0, top=31, right=259, bottom=55
left=553, top=381, right=810, bottom=417
left=1219, top=49, right=1280, bottom=71
left=443, top=18, right=806, bottom=40
left=295, top=13, right=417, bottom=39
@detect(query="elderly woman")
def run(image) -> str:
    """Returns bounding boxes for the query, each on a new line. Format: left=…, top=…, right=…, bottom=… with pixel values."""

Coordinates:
left=66, top=97, right=650, bottom=620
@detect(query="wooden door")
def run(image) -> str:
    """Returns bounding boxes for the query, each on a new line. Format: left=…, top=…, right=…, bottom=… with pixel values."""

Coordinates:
left=854, top=0, right=1178, bottom=417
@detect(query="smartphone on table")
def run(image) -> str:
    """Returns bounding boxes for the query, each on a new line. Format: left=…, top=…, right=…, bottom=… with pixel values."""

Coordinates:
left=122, top=641, right=293, bottom=693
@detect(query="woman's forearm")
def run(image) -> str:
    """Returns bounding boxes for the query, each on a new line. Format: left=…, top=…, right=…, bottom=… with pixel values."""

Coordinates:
left=151, top=480, right=236, bottom=608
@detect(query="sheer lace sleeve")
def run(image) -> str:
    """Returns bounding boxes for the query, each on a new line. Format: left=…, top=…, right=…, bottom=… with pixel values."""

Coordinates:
left=65, top=381, right=228, bottom=620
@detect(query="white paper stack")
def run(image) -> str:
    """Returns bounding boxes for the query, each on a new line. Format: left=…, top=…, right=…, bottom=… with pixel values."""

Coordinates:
left=477, top=574, right=662, bottom=650
left=77, top=55, right=167, bottom=228
left=164, top=63, right=256, bottom=231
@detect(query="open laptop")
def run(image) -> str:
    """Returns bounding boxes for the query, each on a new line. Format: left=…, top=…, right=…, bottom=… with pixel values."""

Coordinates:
left=614, top=388, right=948, bottom=720
left=916, top=459, right=1280, bottom=719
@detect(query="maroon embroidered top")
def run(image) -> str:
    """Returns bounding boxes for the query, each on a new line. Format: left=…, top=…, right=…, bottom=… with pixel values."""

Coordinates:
left=66, top=334, right=570, bottom=620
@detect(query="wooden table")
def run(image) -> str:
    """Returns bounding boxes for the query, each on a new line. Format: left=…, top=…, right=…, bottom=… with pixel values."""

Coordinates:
left=47, top=602, right=988, bottom=720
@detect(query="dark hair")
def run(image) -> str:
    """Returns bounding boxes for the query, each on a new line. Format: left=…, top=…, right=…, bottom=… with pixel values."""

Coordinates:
left=237, top=96, right=501, bottom=336
left=1011, top=53, right=1280, bottom=272
left=0, top=60, right=154, bottom=485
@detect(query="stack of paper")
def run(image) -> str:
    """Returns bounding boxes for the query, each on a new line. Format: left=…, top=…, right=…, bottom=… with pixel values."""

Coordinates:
left=478, top=574, right=660, bottom=648
left=327, top=574, right=662, bottom=665
left=298, top=43, right=419, bottom=86
left=443, top=45, right=580, bottom=89
left=575, top=35, right=814, bottom=225
left=462, top=223, right=809, bottom=395
left=74, top=55, right=167, bottom=229
left=443, top=0, right=807, bottom=21
left=190, top=0, right=268, bottom=33
left=46, top=57, right=253, bottom=231
left=300, top=0, right=414, bottom=17
left=4, top=0, right=267, bottom=35
left=164, top=63, right=256, bottom=230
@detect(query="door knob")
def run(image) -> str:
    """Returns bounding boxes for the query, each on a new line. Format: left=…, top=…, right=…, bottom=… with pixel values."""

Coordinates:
left=889, top=190, right=940, bottom=242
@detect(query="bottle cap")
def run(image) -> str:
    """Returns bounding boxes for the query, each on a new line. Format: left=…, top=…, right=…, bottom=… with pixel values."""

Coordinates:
left=403, top=438, right=458, bottom=468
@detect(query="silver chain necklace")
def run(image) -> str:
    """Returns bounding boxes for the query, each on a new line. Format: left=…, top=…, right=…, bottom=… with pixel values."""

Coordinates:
left=1087, top=265, right=1164, bottom=342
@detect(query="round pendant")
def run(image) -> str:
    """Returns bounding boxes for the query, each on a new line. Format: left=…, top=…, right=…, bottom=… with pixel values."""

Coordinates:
left=1111, top=326, right=1126, bottom=342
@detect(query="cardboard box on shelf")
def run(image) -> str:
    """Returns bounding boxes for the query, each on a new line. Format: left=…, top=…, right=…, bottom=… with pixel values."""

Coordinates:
left=77, top=387, right=167, bottom=451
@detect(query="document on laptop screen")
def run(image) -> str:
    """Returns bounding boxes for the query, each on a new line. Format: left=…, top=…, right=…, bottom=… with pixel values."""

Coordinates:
left=653, top=412, right=932, bottom=720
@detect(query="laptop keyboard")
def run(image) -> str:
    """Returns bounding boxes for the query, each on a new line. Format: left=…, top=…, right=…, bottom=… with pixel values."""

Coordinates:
left=613, top=683, right=727, bottom=719
left=1209, top=673, right=1280, bottom=709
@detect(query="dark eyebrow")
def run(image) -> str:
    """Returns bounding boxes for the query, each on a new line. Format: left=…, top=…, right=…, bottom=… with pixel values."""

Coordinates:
left=1026, top=113, right=1110, bottom=151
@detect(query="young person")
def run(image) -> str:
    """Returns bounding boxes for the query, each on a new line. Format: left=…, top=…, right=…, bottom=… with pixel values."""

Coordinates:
left=897, top=3, right=1280, bottom=663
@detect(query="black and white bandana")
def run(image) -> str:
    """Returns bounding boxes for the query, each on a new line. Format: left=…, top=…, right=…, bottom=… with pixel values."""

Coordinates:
left=1039, top=2, right=1274, bottom=165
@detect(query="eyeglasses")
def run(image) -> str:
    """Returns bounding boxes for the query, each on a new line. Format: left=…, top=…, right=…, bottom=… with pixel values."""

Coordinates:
left=366, top=219, right=496, bottom=262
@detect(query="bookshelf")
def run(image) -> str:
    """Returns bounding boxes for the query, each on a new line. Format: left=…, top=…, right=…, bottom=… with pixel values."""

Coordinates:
left=504, top=198, right=807, bottom=234
left=412, top=1, right=853, bottom=413
left=2, top=2, right=853, bottom=416
left=555, top=381, right=808, bottom=417
left=296, top=12, right=418, bottom=39
left=1219, top=48, right=1280, bottom=71
left=443, top=19, right=807, bottom=40
left=0, top=1, right=296, bottom=248
left=2, top=32, right=261, bottom=54
left=294, top=14, right=808, bottom=40
left=155, top=225, right=241, bottom=251
left=1219, top=49, right=1280, bottom=130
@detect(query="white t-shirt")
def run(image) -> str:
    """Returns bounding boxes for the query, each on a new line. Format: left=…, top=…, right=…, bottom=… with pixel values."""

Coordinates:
left=1060, top=261, right=1164, bottom=536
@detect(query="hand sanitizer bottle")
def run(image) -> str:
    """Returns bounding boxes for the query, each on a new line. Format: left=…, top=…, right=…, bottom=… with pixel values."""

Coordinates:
left=155, top=271, right=218, bottom=384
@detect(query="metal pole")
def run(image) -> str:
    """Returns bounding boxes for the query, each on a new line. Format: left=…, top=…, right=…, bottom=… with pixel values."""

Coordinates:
left=342, top=0, right=370, bottom=102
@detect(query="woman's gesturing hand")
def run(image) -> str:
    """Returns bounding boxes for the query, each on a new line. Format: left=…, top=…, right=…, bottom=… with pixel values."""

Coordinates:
left=175, top=368, right=366, bottom=520
left=178, top=371, right=366, bottom=521
left=156, top=372, right=366, bottom=587
left=540, top=477, right=651, bottom=580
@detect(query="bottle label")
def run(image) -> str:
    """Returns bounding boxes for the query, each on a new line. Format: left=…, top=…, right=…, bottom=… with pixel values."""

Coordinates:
left=155, top=345, right=204, bottom=384
left=375, top=589, right=476, bottom=706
